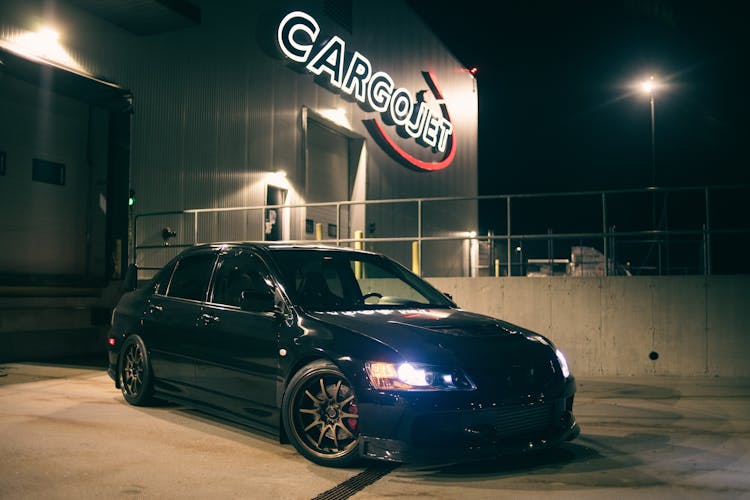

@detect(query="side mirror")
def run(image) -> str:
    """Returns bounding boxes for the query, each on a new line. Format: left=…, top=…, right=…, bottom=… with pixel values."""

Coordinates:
left=123, top=264, right=138, bottom=292
left=240, top=289, right=275, bottom=312
left=443, top=292, right=454, bottom=301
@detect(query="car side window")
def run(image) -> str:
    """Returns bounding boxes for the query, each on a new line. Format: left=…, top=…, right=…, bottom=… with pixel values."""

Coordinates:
left=211, top=252, right=273, bottom=307
left=166, top=253, right=217, bottom=301
left=153, top=260, right=177, bottom=295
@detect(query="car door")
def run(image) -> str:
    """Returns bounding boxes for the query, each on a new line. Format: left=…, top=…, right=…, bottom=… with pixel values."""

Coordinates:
left=192, top=248, right=282, bottom=428
left=142, top=251, right=217, bottom=398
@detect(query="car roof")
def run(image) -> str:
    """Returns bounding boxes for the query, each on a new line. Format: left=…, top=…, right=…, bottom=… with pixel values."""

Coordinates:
left=180, top=242, right=375, bottom=256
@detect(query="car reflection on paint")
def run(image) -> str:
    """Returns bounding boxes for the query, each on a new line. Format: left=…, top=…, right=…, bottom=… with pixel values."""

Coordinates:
left=107, top=243, right=579, bottom=467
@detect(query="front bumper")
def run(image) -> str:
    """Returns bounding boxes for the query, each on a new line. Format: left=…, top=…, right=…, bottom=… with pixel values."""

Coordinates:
left=357, top=376, right=579, bottom=465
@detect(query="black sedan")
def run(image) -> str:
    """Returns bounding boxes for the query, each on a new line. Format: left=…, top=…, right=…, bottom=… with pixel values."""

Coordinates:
left=107, top=243, right=579, bottom=467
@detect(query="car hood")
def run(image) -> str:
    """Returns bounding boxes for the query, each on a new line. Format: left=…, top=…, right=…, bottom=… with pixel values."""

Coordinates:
left=306, top=307, right=559, bottom=374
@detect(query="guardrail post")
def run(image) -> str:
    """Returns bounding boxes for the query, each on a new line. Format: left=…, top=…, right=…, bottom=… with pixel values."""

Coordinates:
left=506, top=196, right=512, bottom=276
left=131, top=212, right=136, bottom=266
left=336, top=202, right=341, bottom=247
left=194, top=212, right=198, bottom=245
left=417, top=200, right=423, bottom=277
left=705, top=187, right=711, bottom=276
left=602, top=192, right=608, bottom=276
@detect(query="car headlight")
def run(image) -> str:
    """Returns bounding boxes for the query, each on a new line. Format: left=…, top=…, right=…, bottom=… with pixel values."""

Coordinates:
left=555, top=349, right=570, bottom=378
left=365, top=361, right=476, bottom=391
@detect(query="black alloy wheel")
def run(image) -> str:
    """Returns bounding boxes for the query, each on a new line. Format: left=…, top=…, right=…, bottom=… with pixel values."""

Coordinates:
left=283, top=360, right=360, bottom=467
left=118, top=335, right=154, bottom=406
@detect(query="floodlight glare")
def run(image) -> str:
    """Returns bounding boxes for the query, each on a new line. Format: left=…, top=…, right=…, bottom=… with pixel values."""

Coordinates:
left=640, top=75, right=657, bottom=95
left=38, top=27, right=60, bottom=43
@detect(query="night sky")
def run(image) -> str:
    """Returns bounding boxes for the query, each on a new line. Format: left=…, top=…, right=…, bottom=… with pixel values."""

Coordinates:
left=407, top=0, right=748, bottom=272
left=408, top=0, right=749, bottom=195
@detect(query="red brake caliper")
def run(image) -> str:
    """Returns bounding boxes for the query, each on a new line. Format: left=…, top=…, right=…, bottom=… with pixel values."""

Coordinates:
left=346, top=402, right=358, bottom=432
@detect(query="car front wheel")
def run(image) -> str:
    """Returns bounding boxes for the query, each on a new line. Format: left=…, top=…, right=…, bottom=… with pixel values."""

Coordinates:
left=282, top=360, right=361, bottom=467
left=118, top=334, right=154, bottom=406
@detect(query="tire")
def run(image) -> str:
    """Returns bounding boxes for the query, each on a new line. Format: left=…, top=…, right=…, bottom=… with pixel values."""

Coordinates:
left=118, top=335, right=155, bottom=406
left=282, top=360, right=361, bottom=467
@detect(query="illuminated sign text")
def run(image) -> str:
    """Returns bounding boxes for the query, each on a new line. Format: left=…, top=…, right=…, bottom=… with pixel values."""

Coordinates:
left=277, top=11, right=456, bottom=171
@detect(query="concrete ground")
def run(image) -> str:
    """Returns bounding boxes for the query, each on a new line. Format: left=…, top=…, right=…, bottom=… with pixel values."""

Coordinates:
left=1, top=359, right=749, bottom=500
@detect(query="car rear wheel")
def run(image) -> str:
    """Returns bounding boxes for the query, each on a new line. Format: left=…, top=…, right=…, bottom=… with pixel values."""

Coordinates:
left=282, top=360, right=360, bottom=467
left=118, top=335, right=154, bottom=406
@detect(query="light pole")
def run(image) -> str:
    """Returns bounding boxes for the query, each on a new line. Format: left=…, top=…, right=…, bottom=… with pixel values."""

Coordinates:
left=640, top=76, right=658, bottom=187
left=640, top=75, right=662, bottom=273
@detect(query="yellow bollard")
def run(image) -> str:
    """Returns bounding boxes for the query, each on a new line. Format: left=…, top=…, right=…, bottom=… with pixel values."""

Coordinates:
left=494, top=258, right=500, bottom=277
left=412, top=241, right=420, bottom=275
left=315, top=223, right=323, bottom=241
left=354, top=230, right=364, bottom=279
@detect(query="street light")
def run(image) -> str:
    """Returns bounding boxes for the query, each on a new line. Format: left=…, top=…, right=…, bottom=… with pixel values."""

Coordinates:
left=640, top=75, right=663, bottom=273
left=640, top=75, right=659, bottom=187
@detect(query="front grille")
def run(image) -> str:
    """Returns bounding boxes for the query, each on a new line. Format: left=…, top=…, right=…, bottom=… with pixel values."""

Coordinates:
left=410, top=399, right=566, bottom=449
left=503, top=360, right=558, bottom=392
left=494, top=401, right=560, bottom=438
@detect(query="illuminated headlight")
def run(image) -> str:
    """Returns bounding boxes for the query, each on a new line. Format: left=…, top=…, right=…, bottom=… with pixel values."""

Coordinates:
left=365, top=362, right=475, bottom=391
left=555, top=349, right=570, bottom=378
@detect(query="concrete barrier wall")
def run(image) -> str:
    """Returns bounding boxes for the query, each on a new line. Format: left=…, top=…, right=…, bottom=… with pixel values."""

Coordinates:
left=427, top=276, right=750, bottom=378
left=0, top=283, right=125, bottom=362
left=4, top=277, right=748, bottom=375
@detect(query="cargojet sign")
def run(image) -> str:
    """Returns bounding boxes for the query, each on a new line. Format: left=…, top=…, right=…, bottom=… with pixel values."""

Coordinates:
left=277, top=11, right=456, bottom=171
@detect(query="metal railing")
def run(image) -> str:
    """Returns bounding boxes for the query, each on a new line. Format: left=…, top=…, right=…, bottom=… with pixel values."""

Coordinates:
left=133, top=185, right=750, bottom=278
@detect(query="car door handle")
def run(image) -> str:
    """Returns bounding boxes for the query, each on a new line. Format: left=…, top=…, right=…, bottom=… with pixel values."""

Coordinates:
left=199, top=313, right=219, bottom=325
left=148, top=304, right=163, bottom=314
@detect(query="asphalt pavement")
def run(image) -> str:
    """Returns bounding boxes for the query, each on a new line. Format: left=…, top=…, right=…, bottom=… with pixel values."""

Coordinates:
left=1, top=358, right=749, bottom=499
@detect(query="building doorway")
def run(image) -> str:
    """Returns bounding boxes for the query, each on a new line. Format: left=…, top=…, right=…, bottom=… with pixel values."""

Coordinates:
left=303, top=107, right=366, bottom=243
left=264, top=185, right=287, bottom=241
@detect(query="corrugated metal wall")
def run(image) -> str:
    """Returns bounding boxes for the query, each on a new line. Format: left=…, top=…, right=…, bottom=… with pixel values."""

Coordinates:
left=1, top=0, right=478, bottom=273
left=0, top=73, right=101, bottom=277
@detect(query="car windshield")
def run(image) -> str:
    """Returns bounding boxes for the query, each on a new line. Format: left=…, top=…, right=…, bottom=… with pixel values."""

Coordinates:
left=268, top=249, right=454, bottom=311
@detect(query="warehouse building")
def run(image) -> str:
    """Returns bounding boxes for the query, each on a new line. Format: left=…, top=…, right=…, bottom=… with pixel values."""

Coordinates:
left=0, top=0, right=478, bottom=359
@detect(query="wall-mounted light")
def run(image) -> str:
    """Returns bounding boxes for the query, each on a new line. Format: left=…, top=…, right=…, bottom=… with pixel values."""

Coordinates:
left=318, top=107, right=351, bottom=129
left=267, top=169, right=289, bottom=188
left=162, top=227, right=177, bottom=245
left=1, top=25, right=87, bottom=73
left=34, top=27, right=59, bottom=55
